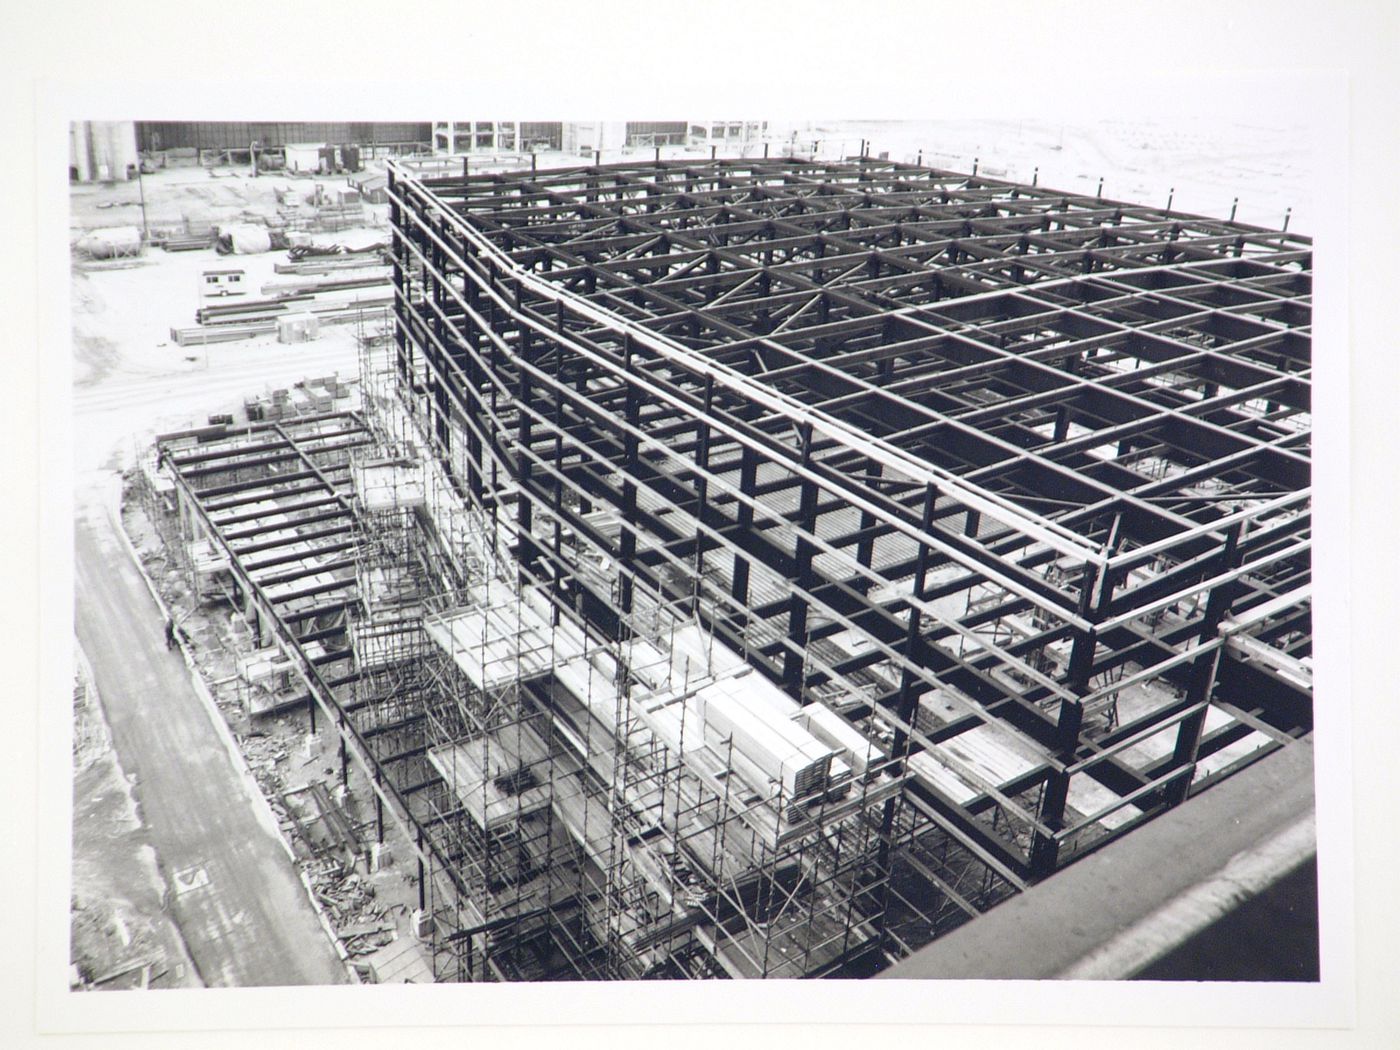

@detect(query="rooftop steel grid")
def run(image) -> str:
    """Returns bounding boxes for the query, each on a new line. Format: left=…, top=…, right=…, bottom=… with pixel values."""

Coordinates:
left=149, top=157, right=1314, bottom=982
left=436, top=156, right=1309, bottom=562
left=387, top=156, right=1312, bottom=891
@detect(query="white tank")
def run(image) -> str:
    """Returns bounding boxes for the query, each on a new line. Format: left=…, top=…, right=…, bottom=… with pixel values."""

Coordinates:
left=76, top=226, right=143, bottom=259
left=218, top=223, right=272, bottom=255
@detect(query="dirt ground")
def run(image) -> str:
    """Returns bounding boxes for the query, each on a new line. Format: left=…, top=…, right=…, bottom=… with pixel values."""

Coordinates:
left=112, top=444, right=427, bottom=982
left=70, top=652, right=203, bottom=990
left=71, top=166, right=385, bottom=391
left=68, top=160, right=392, bottom=237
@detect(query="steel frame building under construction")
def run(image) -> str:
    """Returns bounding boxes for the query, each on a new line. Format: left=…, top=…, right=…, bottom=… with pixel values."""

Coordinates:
left=154, top=155, right=1313, bottom=981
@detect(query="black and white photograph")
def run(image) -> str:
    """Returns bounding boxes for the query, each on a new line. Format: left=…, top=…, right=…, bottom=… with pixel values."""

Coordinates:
left=64, top=114, right=1323, bottom=988
left=6, top=4, right=1397, bottom=1049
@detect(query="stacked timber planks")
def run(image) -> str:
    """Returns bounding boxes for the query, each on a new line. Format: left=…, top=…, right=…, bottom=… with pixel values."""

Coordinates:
left=275, top=245, right=389, bottom=275
left=197, top=293, right=317, bottom=325
left=422, top=587, right=557, bottom=693
left=172, top=295, right=393, bottom=345
left=694, top=678, right=837, bottom=800
left=173, top=253, right=392, bottom=345
left=160, top=232, right=215, bottom=252
left=274, top=258, right=388, bottom=276
left=259, top=274, right=389, bottom=296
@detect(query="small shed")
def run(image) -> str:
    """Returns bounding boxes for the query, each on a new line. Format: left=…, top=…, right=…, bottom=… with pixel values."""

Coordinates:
left=349, top=172, right=390, bottom=204
left=277, top=313, right=320, bottom=343
left=284, top=142, right=327, bottom=174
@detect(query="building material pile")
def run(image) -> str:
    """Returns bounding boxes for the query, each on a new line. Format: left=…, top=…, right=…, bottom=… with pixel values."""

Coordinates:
left=173, top=250, right=390, bottom=345
left=243, top=375, right=351, bottom=420
left=172, top=294, right=389, bottom=345
left=74, top=226, right=143, bottom=259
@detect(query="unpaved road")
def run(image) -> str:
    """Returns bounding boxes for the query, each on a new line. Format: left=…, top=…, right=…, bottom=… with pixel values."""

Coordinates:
left=74, top=484, right=349, bottom=987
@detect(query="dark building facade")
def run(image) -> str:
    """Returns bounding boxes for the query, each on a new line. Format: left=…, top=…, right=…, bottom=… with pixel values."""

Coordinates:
left=135, top=121, right=432, bottom=152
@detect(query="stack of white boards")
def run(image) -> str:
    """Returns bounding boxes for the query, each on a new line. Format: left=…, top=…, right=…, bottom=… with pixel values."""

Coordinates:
left=693, top=677, right=836, bottom=800
left=422, top=585, right=556, bottom=693
left=794, top=703, right=883, bottom=778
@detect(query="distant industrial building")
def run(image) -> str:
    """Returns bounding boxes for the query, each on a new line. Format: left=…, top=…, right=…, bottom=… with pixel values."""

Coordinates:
left=431, top=121, right=768, bottom=156
left=69, top=121, right=140, bottom=182
left=134, top=122, right=432, bottom=154
left=432, top=122, right=569, bottom=154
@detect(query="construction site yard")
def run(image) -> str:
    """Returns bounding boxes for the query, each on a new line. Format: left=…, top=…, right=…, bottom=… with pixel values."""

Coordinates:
left=67, top=118, right=1319, bottom=988
left=70, top=153, right=433, bottom=988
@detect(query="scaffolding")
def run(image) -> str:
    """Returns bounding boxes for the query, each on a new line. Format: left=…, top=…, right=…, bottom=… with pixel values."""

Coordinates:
left=152, top=154, right=1314, bottom=981
left=346, top=323, right=910, bottom=978
left=404, top=556, right=908, bottom=979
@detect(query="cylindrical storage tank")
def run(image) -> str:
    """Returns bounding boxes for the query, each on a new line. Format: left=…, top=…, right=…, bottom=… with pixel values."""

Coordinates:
left=217, top=223, right=272, bottom=254
left=76, top=226, right=143, bottom=259
left=69, top=121, right=139, bottom=182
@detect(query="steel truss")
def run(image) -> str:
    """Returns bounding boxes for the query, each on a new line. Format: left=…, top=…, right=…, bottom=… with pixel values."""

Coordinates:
left=151, top=154, right=1312, bottom=982
left=385, top=155, right=1311, bottom=897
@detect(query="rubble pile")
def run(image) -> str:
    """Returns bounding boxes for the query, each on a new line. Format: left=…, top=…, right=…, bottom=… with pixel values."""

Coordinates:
left=304, top=862, right=404, bottom=958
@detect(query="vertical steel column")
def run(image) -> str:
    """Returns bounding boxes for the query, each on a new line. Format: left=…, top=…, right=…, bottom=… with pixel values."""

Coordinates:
left=730, top=444, right=759, bottom=612
left=877, top=484, right=938, bottom=872
left=854, top=458, right=884, bottom=578
left=618, top=335, right=640, bottom=619
left=784, top=423, right=818, bottom=700
left=485, top=271, right=502, bottom=543
left=891, top=483, right=938, bottom=757
left=389, top=167, right=410, bottom=385
left=464, top=293, right=484, bottom=502
left=417, top=828, right=427, bottom=911
left=1165, top=523, right=1244, bottom=805
left=430, top=213, right=445, bottom=348
left=559, top=300, right=591, bottom=518
left=516, top=324, right=538, bottom=586
left=429, top=225, right=453, bottom=474
left=550, top=343, right=567, bottom=625
left=692, top=375, right=714, bottom=615
left=1029, top=561, right=1102, bottom=877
